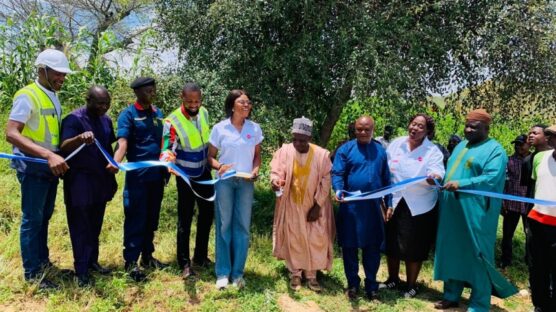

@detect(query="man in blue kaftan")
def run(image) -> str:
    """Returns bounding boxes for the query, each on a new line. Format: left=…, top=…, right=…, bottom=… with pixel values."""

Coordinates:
left=332, top=116, right=392, bottom=300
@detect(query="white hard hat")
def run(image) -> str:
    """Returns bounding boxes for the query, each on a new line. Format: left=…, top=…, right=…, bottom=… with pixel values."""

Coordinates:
left=34, top=49, right=73, bottom=74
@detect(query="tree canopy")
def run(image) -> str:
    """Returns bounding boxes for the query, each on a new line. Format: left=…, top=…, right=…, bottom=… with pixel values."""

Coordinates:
left=158, top=0, right=556, bottom=145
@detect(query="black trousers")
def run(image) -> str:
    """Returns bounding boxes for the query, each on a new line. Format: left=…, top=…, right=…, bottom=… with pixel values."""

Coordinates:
left=500, top=210, right=528, bottom=265
left=123, top=178, right=165, bottom=263
left=528, top=218, right=556, bottom=310
left=66, top=202, right=107, bottom=275
left=176, top=168, right=214, bottom=267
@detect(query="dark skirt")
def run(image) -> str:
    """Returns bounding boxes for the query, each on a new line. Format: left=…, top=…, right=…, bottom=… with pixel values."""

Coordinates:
left=385, top=198, right=438, bottom=262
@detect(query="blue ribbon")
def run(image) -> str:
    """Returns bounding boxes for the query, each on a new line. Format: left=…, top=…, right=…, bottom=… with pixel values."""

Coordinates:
left=0, top=143, right=86, bottom=164
left=0, top=140, right=249, bottom=202
left=341, top=175, right=556, bottom=207
left=92, top=139, right=249, bottom=201
left=340, top=176, right=428, bottom=202
left=0, top=153, right=48, bottom=164
left=7, top=141, right=554, bottom=207
left=431, top=179, right=556, bottom=206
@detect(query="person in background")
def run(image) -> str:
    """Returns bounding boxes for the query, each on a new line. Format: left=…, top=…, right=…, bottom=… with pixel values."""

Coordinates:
left=499, top=134, right=530, bottom=269
left=521, top=124, right=550, bottom=266
left=332, top=115, right=392, bottom=301
left=207, top=89, right=263, bottom=290
left=376, top=124, right=394, bottom=149
left=446, top=134, right=462, bottom=155
left=527, top=125, right=556, bottom=312
left=160, top=82, right=214, bottom=279
left=5, top=49, right=73, bottom=289
left=270, top=117, right=335, bottom=292
left=330, top=122, right=355, bottom=162
left=427, top=130, right=450, bottom=167
left=382, top=114, right=445, bottom=298
left=113, top=77, right=168, bottom=282
left=522, top=125, right=550, bottom=200
left=60, top=86, right=118, bottom=286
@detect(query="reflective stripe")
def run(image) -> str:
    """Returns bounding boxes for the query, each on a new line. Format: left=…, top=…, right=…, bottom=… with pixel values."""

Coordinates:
left=14, top=83, right=60, bottom=151
left=166, top=107, right=210, bottom=151
left=40, top=108, right=57, bottom=115
left=176, top=158, right=206, bottom=169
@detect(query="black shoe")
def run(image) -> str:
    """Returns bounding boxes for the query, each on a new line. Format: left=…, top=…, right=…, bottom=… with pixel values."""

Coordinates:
left=141, top=256, right=168, bottom=270
left=434, top=300, right=459, bottom=309
left=345, top=287, right=359, bottom=300
left=40, top=262, right=72, bottom=277
left=33, top=278, right=59, bottom=290
left=126, top=262, right=147, bottom=282
left=366, top=290, right=379, bottom=300
left=192, top=258, right=213, bottom=268
left=499, top=261, right=511, bottom=269
left=378, top=278, right=401, bottom=290
left=76, top=273, right=93, bottom=287
left=41, top=261, right=55, bottom=270
left=402, top=285, right=419, bottom=298
left=182, top=263, right=197, bottom=279
left=89, top=262, right=112, bottom=275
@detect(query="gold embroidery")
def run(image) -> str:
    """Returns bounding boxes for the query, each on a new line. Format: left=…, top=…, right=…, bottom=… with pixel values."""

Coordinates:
left=465, top=157, right=474, bottom=169
left=446, top=147, right=469, bottom=181
left=290, top=146, right=314, bottom=205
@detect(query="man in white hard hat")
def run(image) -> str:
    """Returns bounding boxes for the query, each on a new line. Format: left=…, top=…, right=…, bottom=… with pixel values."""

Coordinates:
left=5, top=48, right=73, bottom=289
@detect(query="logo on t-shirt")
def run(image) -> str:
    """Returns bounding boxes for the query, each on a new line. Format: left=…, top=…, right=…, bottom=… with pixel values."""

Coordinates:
left=246, top=134, right=252, bottom=139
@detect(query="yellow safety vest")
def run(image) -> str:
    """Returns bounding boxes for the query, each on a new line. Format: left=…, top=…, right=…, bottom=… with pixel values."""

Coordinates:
left=13, top=83, right=60, bottom=151
left=166, top=106, right=210, bottom=152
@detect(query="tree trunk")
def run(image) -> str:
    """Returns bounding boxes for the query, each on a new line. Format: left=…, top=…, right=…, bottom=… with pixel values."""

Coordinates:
left=87, top=33, right=100, bottom=70
left=318, top=84, right=352, bottom=146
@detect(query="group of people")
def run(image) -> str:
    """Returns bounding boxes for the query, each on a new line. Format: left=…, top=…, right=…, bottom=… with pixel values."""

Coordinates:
left=7, top=49, right=263, bottom=291
left=6, top=49, right=556, bottom=312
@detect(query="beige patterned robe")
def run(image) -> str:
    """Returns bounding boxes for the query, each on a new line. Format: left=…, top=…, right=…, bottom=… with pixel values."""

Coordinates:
left=270, top=143, right=335, bottom=272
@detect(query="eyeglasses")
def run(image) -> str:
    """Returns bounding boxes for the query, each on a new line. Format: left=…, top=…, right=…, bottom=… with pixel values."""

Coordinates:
left=236, top=99, right=252, bottom=106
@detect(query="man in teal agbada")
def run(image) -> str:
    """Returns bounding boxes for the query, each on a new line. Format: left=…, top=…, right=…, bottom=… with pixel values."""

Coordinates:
left=434, top=109, right=517, bottom=311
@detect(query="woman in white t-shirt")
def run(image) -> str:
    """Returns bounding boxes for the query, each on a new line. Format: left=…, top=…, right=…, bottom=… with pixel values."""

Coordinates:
left=380, top=114, right=445, bottom=298
left=207, top=89, right=263, bottom=290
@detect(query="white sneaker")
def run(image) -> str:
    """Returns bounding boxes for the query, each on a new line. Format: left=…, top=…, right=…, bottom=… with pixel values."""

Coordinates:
left=216, top=277, right=229, bottom=290
left=232, top=277, right=245, bottom=289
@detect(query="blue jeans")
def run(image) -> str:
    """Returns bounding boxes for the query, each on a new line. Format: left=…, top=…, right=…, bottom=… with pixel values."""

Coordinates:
left=17, top=173, right=58, bottom=280
left=214, top=178, right=254, bottom=280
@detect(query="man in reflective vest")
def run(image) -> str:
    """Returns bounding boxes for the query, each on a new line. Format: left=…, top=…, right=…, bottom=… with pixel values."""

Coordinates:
left=160, top=82, right=214, bottom=279
left=5, top=49, right=73, bottom=289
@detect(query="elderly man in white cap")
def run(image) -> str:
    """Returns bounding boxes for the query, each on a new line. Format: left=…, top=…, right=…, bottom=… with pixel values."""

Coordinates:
left=270, top=117, right=335, bottom=292
left=5, top=48, right=73, bottom=289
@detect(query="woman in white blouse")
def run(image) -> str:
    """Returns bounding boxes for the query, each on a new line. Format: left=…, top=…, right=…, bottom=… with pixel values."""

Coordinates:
left=380, top=114, right=445, bottom=298
left=207, top=90, right=263, bottom=290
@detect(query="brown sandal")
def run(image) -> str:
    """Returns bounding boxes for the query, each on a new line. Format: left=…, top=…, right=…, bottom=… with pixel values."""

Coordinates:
left=307, top=278, right=322, bottom=292
left=289, top=276, right=302, bottom=291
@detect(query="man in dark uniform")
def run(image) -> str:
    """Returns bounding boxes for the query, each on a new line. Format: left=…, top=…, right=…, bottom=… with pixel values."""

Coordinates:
left=113, top=77, right=168, bottom=282
left=60, top=86, right=118, bottom=286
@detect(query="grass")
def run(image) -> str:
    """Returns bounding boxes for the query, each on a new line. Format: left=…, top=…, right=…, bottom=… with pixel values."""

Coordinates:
left=0, top=122, right=534, bottom=311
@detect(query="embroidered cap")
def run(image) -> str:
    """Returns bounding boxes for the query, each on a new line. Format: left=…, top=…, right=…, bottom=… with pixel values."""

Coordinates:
left=291, top=116, right=313, bottom=136
left=465, top=108, right=492, bottom=125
